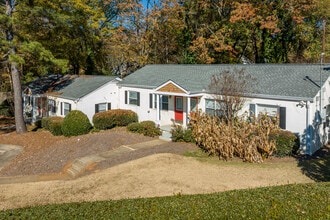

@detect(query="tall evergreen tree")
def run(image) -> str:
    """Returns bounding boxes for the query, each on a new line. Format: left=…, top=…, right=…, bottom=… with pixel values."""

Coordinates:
left=2, top=0, right=26, bottom=133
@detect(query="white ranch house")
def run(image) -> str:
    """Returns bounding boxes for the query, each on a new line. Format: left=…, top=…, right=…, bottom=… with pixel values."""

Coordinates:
left=23, top=64, right=330, bottom=155
left=23, top=75, right=119, bottom=123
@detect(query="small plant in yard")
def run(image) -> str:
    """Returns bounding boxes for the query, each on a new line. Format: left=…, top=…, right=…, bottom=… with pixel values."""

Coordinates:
left=61, top=110, right=92, bottom=137
left=171, top=124, right=195, bottom=143
left=127, top=120, right=161, bottom=137
left=48, top=117, right=64, bottom=136
left=269, top=130, right=299, bottom=157
left=41, top=117, right=51, bottom=130
left=41, top=117, right=64, bottom=136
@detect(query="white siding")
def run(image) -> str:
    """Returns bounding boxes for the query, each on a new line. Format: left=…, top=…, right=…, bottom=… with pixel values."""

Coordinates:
left=48, top=81, right=118, bottom=123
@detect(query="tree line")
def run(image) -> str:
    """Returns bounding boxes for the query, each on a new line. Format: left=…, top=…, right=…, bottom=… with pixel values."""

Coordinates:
left=0, top=0, right=329, bottom=133
left=1, top=0, right=329, bottom=81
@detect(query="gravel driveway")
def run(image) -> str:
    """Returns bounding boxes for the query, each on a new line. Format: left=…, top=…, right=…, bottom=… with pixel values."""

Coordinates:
left=0, top=127, right=197, bottom=177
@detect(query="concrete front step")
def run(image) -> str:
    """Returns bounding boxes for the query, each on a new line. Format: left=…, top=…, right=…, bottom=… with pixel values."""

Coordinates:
left=159, top=125, right=173, bottom=142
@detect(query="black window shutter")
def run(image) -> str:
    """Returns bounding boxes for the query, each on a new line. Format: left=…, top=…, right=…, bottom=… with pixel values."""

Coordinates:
left=137, top=92, right=140, bottom=106
left=60, top=102, right=63, bottom=115
left=69, top=104, right=71, bottom=111
left=125, top=91, right=127, bottom=104
left=149, top=94, right=153, bottom=108
left=53, top=102, right=56, bottom=113
left=95, top=104, right=99, bottom=113
left=279, top=107, right=286, bottom=129
left=108, top=103, right=111, bottom=110
left=249, top=104, right=256, bottom=117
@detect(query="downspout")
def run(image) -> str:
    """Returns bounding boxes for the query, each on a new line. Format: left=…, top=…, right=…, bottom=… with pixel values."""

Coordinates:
left=156, top=94, right=160, bottom=124
left=306, top=101, right=312, bottom=155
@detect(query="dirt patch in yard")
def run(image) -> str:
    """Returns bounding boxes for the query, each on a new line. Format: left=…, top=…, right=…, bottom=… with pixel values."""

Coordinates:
left=0, top=125, right=315, bottom=211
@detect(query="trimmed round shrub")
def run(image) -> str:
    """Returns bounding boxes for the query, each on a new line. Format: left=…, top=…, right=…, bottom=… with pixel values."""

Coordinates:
left=48, top=117, right=64, bottom=136
left=269, top=130, right=299, bottom=157
left=93, top=109, right=138, bottom=130
left=127, top=120, right=161, bottom=137
left=61, top=110, right=92, bottom=137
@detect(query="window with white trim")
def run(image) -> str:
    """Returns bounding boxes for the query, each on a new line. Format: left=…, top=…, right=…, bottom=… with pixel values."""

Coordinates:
left=125, top=91, right=140, bottom=106
left=95, top=103, right=111, bottom=113
left=149, top=94, right=169, bottom=110
left=63, top=102, right=71, bottom=116
left=161, top=95, right=169, bottom=110
left=190, top=98, right=198, bottom=112
left=249, top=104, right=286, bottom=129
left=48, top=99, right=56, bottom=113
left=257, top=104, right=278, bottom=117
left=205, top=99, right=224, bottom=116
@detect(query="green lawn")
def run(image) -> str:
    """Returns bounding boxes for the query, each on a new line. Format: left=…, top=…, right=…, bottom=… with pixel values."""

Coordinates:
left=1, top=182, right=329, bottom=219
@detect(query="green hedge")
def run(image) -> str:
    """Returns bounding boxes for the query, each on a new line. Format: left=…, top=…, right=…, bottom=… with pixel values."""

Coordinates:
left=127, top=120, right=161, bottom=137
left=269, top=130, right=299, bottom=157
left=61, top=110, right=92, bottom=137
left=93, top=109, right=138, bottom=130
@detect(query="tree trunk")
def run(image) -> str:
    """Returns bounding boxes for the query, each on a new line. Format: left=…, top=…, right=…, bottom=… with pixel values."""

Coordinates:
left=11, top=62, right=27, bottom=133
left=6, top=0, right=27, bottom=133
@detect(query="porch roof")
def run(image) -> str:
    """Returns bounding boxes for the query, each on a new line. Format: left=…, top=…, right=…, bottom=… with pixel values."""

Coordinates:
left=119, top=64, right=330, bottom=101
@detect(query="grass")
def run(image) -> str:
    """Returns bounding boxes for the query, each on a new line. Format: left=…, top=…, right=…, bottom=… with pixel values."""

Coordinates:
left=1, top=133, right=329, bottom=219
left=0, top=183, right=329, bottom=219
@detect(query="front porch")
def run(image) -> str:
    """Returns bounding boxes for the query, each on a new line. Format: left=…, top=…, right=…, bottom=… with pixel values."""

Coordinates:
left=153, top=80, right=201, bottom=127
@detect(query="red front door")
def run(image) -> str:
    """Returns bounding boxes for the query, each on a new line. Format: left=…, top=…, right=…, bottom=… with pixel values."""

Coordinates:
left=175, top=96, right=183, bottom=121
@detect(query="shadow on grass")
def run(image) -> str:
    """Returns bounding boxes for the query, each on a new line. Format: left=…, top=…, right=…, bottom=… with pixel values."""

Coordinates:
left=297, top=145, right=330, bottom=182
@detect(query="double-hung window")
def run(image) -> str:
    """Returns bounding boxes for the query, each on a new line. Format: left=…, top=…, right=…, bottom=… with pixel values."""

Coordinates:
left=190, top=98, right=198, bottom=112
left=61, top=102, right=71, bottom=116
left=205, top=99, right=223, bottom=116
left=149, top=94, right=169, bottom=110
left=48, top=99, right=56, bottom=113
left=149, top=94, right=158, bottom=109
left=125, top=91, right=140, bottom=106
left=95, top=103, right=111, bottom=113
left=161, top=95, right=169, bottom=110
left=257, top=104, right=278, bottom=118
left=249, top=104, right=286, bottom=129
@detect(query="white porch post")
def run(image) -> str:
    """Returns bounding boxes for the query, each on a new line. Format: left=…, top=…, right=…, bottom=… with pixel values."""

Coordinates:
left=156, top=94, right=160, bottom=123
left=32, top=96, right=36, bottom=123
left=186, top=97, right=191, bottom=127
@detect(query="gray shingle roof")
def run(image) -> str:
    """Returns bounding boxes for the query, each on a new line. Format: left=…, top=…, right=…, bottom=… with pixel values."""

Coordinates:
left=52, top=75, right=117, bottom=100
left=119, top=64, right=330, bottom=101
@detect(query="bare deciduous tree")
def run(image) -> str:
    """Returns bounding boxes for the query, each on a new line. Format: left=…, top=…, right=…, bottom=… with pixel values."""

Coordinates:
left=208, top=68, right=255, bottom=122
